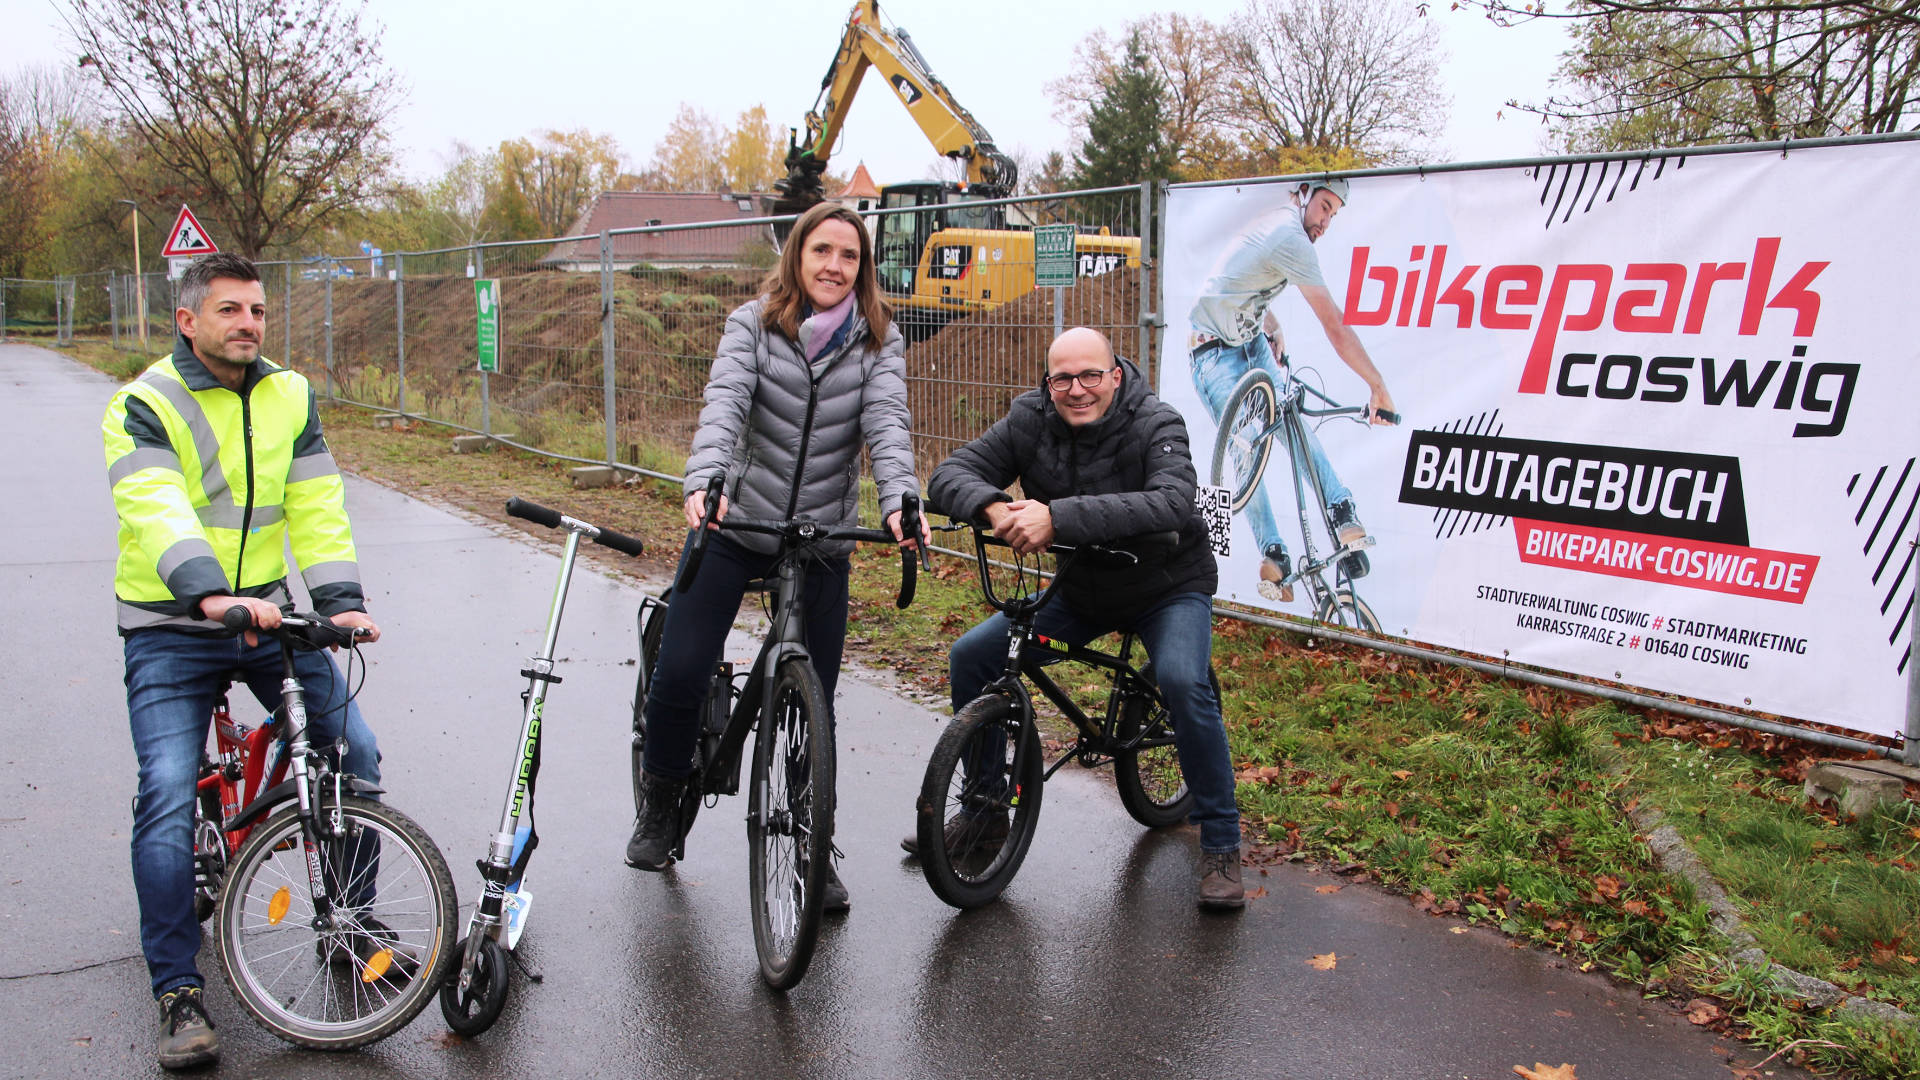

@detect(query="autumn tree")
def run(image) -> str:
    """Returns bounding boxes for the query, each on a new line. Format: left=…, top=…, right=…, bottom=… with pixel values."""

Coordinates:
left=1459, top=1, right=1920, bottom=147
left=646, top=103, right=789, bottom=192
left=0, top=82, right=52, bottom=277
left=1048, top=13, right=1235, bottom=178
left=1223, top=0, right=1445, bottom=168
left=492, top=129, right=623, bottom=237
left=61, top=0, right=400, bottom=258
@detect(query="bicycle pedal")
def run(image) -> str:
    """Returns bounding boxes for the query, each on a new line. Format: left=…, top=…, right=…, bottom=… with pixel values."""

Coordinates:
left=1339, top=535, right=1376, bottom=553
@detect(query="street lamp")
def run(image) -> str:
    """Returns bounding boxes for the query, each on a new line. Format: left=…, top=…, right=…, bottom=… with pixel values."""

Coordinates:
left=116, top=199, right=148, bottom=351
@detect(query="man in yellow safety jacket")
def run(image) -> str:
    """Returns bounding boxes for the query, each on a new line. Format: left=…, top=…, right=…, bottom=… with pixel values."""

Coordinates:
left=102, top=252, right=384, bottom=1070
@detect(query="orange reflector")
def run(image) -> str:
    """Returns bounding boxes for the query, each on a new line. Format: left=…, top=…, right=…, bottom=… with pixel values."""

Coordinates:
left=267, top=888, right=291, bottom=925
left=361, top=950, right=394, bottom=983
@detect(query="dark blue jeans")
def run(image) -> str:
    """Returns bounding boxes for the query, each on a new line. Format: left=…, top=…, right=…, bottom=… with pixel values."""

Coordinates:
left=123, top=627, right=379, bottom=998
left=641, top=532, right=849, bottom=780
left=948, top=591, right=1242, bottom=852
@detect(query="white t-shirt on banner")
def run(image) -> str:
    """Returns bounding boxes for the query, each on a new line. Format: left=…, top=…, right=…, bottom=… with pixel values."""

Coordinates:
left=1187, top=204, right=1326, bottom=347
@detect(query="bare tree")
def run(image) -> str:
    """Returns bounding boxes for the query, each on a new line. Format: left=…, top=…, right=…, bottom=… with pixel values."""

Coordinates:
left=496, top=130, right=623, bottom=237
left=0, top=83, right=53, bottom=277
left=1460, top=1, right=1920, bottom=145
left=1223, top=0, right=1446, bottom=166
left=4, top=62, right=98, bottom=154
left=62, top=0, right=400, bottom=258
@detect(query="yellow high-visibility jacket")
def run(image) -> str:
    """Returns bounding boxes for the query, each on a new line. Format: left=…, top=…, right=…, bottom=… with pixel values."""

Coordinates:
left=103, top=337, right=363, bottom=634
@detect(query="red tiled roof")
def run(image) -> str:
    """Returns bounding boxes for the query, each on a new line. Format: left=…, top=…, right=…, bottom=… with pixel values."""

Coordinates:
left=543, top=191, right=772, bottom=265
left=837, top=163, right=881, bottom=201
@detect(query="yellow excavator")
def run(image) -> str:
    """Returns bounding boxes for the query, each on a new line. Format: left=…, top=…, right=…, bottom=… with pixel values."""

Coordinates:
left=773, top=0, right=1139, bottom=339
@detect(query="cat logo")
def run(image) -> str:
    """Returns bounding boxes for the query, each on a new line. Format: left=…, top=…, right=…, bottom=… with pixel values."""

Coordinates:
left=889, top=74, right=923, bottom=106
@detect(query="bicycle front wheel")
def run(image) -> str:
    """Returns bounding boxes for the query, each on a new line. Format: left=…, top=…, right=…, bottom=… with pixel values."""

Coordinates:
left=216, top=797, right=458, bottom=1049
left=747, top=657, right=833, bottom=990
left=1315, top=588, right=1382, bottom=633
left=1210, top=368, right=1279, bottom=514
left=917, top=694, right=1044, bottom=909
left=1114, top=663, right=1214, bottom=829
left=631, top=593, right=668, bottom=819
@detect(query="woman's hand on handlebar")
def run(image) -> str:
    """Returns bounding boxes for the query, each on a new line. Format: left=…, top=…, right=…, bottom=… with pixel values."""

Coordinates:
left=885, top=507, right=931, bottom=553
left=685, top=489, right=729, bottom=531
left=328, top=609, right=380, bottom=646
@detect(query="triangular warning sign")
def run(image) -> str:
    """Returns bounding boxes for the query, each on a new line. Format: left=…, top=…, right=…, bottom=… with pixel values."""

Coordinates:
left=160, top=205, right=219, bottom=258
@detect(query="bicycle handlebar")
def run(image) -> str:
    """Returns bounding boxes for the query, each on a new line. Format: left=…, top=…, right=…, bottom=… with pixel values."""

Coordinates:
left=505, top=497, right=647, bottom=557
left=678, top=475, right=923, bottom=609
left=1291, top=376, right=1400, bottom=426
left=958, top=522, right=1168, bottom=616
left=220, top=606, right=367, bottom=650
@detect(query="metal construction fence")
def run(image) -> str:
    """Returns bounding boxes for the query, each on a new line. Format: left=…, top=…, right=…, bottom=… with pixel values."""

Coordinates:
left=44, top=161, right=1916, bottom=763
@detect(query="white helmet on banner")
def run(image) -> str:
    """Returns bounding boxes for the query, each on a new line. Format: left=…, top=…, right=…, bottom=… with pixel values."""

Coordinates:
left=1300, top=176, right=1350, bottom=207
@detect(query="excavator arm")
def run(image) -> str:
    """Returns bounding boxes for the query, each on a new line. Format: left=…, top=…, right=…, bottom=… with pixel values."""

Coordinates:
left=772, top=0, right=1017, bottom=216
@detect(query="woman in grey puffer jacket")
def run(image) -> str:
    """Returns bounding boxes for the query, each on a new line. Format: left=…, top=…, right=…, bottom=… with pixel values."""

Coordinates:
left=626, top=203, right=925, bottom=912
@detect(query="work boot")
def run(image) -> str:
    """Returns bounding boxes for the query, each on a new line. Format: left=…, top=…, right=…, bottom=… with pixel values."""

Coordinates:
left=323, top=915, right=419, bottom=984
left=899, top=809, right=1011, bottom=860
left=1257, top=543, right=1294, bottom=604
left=821, top=861, right=850, bottom=914
left=625, top=769, right=686, bottom=871
left=1197, top=848, right=1247, bottom=910
left=155, top=985, right=219, bottom=1070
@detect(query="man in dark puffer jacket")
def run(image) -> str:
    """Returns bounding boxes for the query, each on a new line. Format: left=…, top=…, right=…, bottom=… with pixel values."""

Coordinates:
left=922, top=326, right=1244, bottom=908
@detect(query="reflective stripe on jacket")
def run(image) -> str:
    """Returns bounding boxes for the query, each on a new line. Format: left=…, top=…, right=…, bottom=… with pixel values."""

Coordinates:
left=102, top=336, right=363, bottom=633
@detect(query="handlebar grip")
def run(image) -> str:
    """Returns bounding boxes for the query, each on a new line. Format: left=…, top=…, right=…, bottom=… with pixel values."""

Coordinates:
left=1374, top=408, right=1402, bottom=425
left=221, top=605, right=254, bottom=632
left=593, top=528, right=646, bottom=558
left=505, top=497, right=563, bottom=529
left=675, top=476, right=726, bottom=594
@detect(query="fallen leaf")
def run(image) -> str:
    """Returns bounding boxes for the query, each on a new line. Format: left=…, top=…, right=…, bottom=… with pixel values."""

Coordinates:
left=1553, top=1009, right=1573, bottom=1018
left=1247, top=885, right=1268, bottom=899
left=1308, top=952, right=1338, bottom=971
left=1592, top=874, right=1621, bottom=899
left=1391, top=769, right=1413, bottom=780
left=1449, top=926, right=1469, bottom=934
left=1513, top=1065, right=1579, bottom=1080
left=1315, top=884, right=1342, bottom=895
left=1685, top=999, right=1724, bottom=1025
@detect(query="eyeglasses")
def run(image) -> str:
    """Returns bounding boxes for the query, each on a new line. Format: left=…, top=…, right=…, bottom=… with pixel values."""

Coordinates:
left=1044, top=367, right=1116, bottom=393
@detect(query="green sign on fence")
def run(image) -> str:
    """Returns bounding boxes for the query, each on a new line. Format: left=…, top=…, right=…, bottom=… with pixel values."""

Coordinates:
left=1034, top=224, right=1077, bottom=288
left=475, top=279, right=499, bottom=373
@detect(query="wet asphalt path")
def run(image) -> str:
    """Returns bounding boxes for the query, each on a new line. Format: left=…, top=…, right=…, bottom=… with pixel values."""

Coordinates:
left=0, top=342, right=1810, bottom=1079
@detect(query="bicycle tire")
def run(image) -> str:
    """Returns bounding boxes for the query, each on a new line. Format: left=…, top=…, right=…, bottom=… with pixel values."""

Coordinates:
left=631, top=594, right=668, bottom=819
left=438, top=935, right=510, bottom=1037
left=746, top=657, right=833, bottom=990
left=216, top=797, right=457, bottom=1049
left=916, top=694, right=1045, bottom=910
left=192, top=782, right=227, bottom=923
left=1314, top=588, right=1381, bottom=633
left=1114, top=663, right=1215, bottom=829
left=1210, top=369, right=1279, bottom=514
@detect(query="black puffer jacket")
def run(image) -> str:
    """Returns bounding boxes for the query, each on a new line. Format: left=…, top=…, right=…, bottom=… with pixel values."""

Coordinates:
left=928, top=356, right=1217, bottom=627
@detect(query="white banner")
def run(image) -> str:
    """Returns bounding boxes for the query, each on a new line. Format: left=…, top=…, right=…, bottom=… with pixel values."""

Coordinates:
left=1161, top=141, right=1918, bottom=739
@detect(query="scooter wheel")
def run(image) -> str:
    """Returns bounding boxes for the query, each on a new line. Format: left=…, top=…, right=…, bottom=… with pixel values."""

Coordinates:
left=439, top=936, right=510, bottom=1037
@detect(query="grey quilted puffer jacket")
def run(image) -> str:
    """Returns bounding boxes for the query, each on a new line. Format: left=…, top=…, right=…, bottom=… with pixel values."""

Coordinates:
left=683, top=298, right=919, bottom=556
left=928, top=355, right=1217, bottom=627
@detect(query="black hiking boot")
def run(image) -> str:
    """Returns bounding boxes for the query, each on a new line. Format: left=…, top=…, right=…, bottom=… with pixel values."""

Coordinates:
left=626, top=769, right=686, bottom=871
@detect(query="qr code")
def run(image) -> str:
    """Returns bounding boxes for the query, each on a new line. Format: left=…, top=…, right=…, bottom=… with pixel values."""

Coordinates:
left=1197, top=485, right=1232, bottom=556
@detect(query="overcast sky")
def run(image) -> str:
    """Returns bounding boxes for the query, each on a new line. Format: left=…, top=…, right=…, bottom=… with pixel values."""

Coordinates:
left=1, top=0, right=1572, bottom=185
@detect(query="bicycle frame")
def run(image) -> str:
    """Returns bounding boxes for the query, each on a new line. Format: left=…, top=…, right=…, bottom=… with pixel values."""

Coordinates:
left=1273, top=375, right=1367, bottom=617
left=198, top=692, right=288, bottom=857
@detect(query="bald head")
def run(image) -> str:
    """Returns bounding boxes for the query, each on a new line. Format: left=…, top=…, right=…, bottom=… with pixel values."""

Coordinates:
left=1045, top=327, right=1123, bottom=426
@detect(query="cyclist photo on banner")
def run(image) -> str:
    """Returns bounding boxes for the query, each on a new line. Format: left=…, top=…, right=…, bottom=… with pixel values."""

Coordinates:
left=626, top=201, right=928, bottom=912
left=916, top=326, right=1246, bottom=909
left=1187, top=177, right=1398, bottom=605
left=103, top=252, right=389, bottom=1070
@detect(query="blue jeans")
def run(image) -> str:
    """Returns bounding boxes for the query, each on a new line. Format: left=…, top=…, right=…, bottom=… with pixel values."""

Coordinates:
left=641, top=532, right=849, bottom=780
left=948, top=591, right=1241, bottom=852
left=124, top=627, right=380, bottom=998
left=1192, top=335, right=1350, bottom=560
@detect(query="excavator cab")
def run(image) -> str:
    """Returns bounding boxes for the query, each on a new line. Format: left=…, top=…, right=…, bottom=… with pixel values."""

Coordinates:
left=873, top=181, right=1006, bottom=297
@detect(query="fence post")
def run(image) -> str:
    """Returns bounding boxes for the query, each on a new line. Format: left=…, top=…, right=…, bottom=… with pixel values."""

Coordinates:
left=109, top=274, right=120, bottom=350
left=474, top=246, right=490, bottom=436
left=1138, top=180, right=1154, bottom=383
left=394, top=252, right=407, bottom=415
left=324, top=270, right=336, bottom=402
left=600, top=229, right=616, bottom=466
left=283, top=262, right=292, bottom=370
left=1906, top=519, right=1919, bottom=766
left=1, top=279, right=8, bottom=342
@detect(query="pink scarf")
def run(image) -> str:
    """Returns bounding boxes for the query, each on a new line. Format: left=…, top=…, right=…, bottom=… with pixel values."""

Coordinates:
left=801, top=292, right=857, bottom=362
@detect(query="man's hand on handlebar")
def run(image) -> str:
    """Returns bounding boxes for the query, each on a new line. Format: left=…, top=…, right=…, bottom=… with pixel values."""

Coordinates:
left=1367, top=383, right=1399, bottom=427
left=986, top=499, right=1055, bottom=556
left=686, top=489, right=729, bottom=531
left=327, top=609, right=381, bottom=646
left=201, top=594, right=280, bottom=647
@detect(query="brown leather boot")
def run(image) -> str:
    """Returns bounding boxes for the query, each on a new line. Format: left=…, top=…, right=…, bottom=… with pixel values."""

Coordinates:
left=1197, top=848, right=1246, bottom=909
